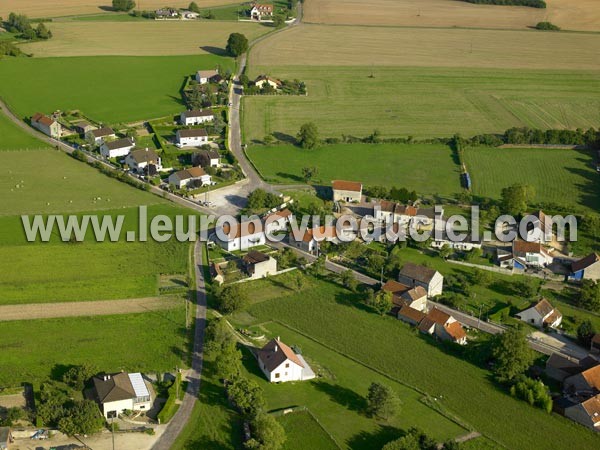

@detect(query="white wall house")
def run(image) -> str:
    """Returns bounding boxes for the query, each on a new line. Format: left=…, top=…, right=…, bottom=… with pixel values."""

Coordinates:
left=397, top=263, right=443, bottom=297
left=194, top=148, right=220, bottom=168
left=180, top=110, right=215, bottom=126
left=243, top=250, right=278, bottom=279
left=100, top=137, right=135, bottom=159
left=417, top=307, right=467, bottom=345
left=213, top=221, right=266, bottom=252
left=291, top=225, right=338, bottom=253
left=257, top=339, right=314, bottom=383
left=195, top=69, right=218, bottom=84
left=86, top=127, right=116, bottom=145
left=515, top=298, right=562, bottom=329
left=512, top=240, right=553, bottom=269
left=92, top=372, right=152, bottom=419
left=31, top=112, right=61, bottom=138
left=168, top=167, right=211, bottom=189
left=250, top=4, right=274, bottom=20
left=176, top=128, right=208, bottom=148
left=254, top=75, right=281, bottom=89
left=332, top=180, right=362, bottom=203
left=125, top=148, right=162, bottom=174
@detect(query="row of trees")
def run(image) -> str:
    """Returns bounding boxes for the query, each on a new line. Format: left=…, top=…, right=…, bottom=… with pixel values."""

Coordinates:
left=382, top=427, right=461, bottom=450
left=112, top=0, right=136, bottom=11
left=461, top=0, right=546, bottom=8
left=4, top=13, right=52, bottom=40
left=364, top=185, right=419, bottom=204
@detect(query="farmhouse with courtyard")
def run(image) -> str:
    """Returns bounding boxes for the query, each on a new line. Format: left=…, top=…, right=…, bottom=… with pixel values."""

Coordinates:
left=31, top=112, right=61, bottom=138
left=332, top=180, right=362, bottom=203
left=168, top=167, right=211, bottom=189
left=92, top=372, right=152, bottom=419
left=180, top=109, right=215, bottom=126
left=397, top=263, right=443, bottom=297
left=125, top=148, right=162, bottom=174
left=100, top=137, right=135, bottom=159
left=257, top=338, right=315, bottom=383
left=176, top=128, right=209, bottom=147
left=515, top=298, right=562, bottom=329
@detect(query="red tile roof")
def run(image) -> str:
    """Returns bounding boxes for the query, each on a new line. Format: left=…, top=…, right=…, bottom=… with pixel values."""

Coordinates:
left=426, top=307, right=452, bottom=326
left=332, top=180, right=362, bottom=192
left=445, top=321, right=467, bottom=341
left=382, top=280, right=410, bottom=296
left=581, top=394, right=600, bottom=424
left=397, top=305, right=426, bottom=323
left=581, top=365, right=600, bottom=391
left=32, top=112, right=55, bottom=127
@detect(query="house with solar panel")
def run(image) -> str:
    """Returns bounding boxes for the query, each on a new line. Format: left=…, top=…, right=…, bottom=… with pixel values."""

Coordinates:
left=92, top=372, right=152, bottom=418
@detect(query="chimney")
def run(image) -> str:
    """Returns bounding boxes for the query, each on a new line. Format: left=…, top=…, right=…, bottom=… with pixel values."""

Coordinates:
left=274, top=345, right=278, bottom=353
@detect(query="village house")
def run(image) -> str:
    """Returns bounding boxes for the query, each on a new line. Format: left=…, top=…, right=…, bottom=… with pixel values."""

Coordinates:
left=213, top=221, right=266, bottom=251
left=156, top=8, right=179, bottom=19
left=180, top=109, right=215, bottom=126
left=381, top=280, right=428, bottom=313
left=417, top=307, right=467, bottom=345
left=86, top=127, right=116, bottom=145
left=332, top=180, right=362, bottom=203
left=397, top=305, right=427, bottom=326
left=250, top=3, right=274, bottom=20
left=195, top=69, right=219, bottom=84
left=92, top=372, right=152, bottom=419
left=564, top=364, right=600, bottom=394
left=569, top=253, right=600, bottom=282
left=564, top=394, right=600, bottom=431
left=545, top=353, right=599, bottom=383
left=525, top=210, right=552, bottom=243
left=243, top=250, right=278, bottom=279
left=72, top=120, right=95, bottom=136
left=508, top=240, right=554, bottom=269
left=431, top=232, right=482, bottom=252
left=193, top=148, right=220, bottom=168
left=264, top=208, right=293, bottom=234
left=31, top=112, right=61, bottom=138
left=292, top=225, right=338, bottom=253
left=125, top=148, right=162, bottom=174
left=397, top=263, right=443, bottom=297
left=176, top=128, right=209, bottom=147
left=168, top=167, right=212, bottom=189
left=515, top=298, right=562, bottom=329
left=100, top=137, right=135, bottom=159
left=254, top=75, right=282, bottom=90
left=257, top=338, right=315, bottom=383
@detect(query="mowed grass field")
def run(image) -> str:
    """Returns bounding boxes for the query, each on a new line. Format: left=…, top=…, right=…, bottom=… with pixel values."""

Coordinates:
left=247, top=143, right=462, bottom=196
left=278, top=411, right=340, bottom=450
left=464, top=147, right=600, bottom=210
left=0, top=303, right=188, bottom=386
left=242, top=276, right=600, bottom=450
left=0, top=0, right=240, bottom=19
left=250, top=24, right=600, bottom=70
left=243, top=66, right=600, bottom=140
left=0, top=55, right=233, bottom=123
left=20, top=21, right=270, bottom=57
left=0, top=113, right=50, bottom=150
left=302, top=0, right=600, bottom=31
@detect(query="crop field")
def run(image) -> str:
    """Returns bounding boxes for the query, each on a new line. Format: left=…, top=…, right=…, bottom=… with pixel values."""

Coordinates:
left=464, top=147, right=600, bottom=211
left=278, top=411, right=340, bottom=450
left=302, top=0, right=600, bottom=31
left=0, top=303, right=187, bottom=386
left=0, top=55, right=233, bottom=123
left=242, top=275, right=600, bottom=450
left=0, top=0, right=241, bottom=19
left=243, top=66, right=600, bottom=140
left=247, top=143, right=462, bottom=196
left=249, top=24, right=600, bottom=70
left=19, top=21, right=270, bottom=57
left=0, top=113, right=50, bottom=151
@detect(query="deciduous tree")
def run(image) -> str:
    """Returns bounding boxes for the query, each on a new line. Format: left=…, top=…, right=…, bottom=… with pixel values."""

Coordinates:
left=366, top=382, right=401, bottom=420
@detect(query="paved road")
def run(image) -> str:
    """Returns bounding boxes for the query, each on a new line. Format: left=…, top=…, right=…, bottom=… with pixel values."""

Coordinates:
left=151, top=240, right=207, bottom=450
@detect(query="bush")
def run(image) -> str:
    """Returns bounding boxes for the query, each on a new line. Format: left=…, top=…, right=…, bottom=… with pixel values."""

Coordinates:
left=112, top=0, right=136, bottom=11
left=535, top=21, right=560, bottom=31
left=157, top=373, right=181, bottom=423
left=509, top=376, right=552, bottom=412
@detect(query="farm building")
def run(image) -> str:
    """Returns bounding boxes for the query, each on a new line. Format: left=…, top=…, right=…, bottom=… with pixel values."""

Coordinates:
left=100, top=137, right=135, bottom=159
left=176, top=128, right=208, bottom=147
left=250, top=4, right=274, bottom=20
left=257, top=338, right=315, bottom=383
left=545, top=353, right=598, bottom=383
left=180, top=109, right=215, bottom=126
left=243, top=250, right=277, bottom=279
left=515, top=298, right=562, bottom=329
left=193, top=148, right=220, bottom=168
left=254, top=75, right=282, bottom=89
left=31, top=112, right=61, bottom=138
left=168, top=167, right=211, bottom=189
left=332, top=180, right=362, bottom=203
left=569, top=253, right=600, bottom=281
left=92, top=372, right=152, bottom=419
left=397, top=263, right=443, bottom=298
left=564, top=364, right=600, bottom=394
left=125, top=148, right=162, bottom=174
left=381, top=279, right=427, bottom=313
left=195, top=69, right=219, bottom=84
left=86, top=127, right=116, bottom=145
left=213, top=221, right=266, bottom=252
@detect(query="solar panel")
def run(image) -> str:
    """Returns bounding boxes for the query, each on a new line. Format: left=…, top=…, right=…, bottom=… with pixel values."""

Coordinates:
left=128, top=372, right=150, bottom=398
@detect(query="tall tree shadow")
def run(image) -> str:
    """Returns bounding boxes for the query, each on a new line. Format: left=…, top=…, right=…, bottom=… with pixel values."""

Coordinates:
left=312, top=380, right=367, bottom=413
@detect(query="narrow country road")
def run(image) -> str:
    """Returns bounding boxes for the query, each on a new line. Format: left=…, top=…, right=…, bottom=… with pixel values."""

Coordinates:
left=151, top=239, right=207, bottom=450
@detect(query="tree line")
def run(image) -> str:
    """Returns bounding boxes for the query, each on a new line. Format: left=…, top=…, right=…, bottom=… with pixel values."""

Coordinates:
left=3, top=13, right=52, bottom=40
left=461, top=0, right=546, bottom=8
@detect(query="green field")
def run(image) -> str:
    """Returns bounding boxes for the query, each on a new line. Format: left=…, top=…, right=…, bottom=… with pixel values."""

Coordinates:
left=247, top=143, right=461, bottom=196
left=0, top=112, right=50, bottom=151
left=243, top=66, right=600, bottom=141
left=0, top=304, right=188, bottom=386
left=0, top=55, right=234, bottom=124
left=464, top=146, right=600, bottom=211
left=235, top=274, right=600, bottom=450
left=278, top=411, right=341, bottom=450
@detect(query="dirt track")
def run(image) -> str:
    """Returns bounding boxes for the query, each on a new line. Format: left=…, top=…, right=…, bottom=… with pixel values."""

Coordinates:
left=0, top=297, right=179, bottom=321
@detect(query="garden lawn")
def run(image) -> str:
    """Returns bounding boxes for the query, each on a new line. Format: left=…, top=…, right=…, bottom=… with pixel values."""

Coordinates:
left=278, top=411, right=341, bottom=450
left=0, top=304, right=188, bottom=386
left=242, top=275, right=600, bottom=450
left=247, top=143, right=461, bottom=197
left=0, top=113, right=50, bottom=151
left=0, top=55, right=234, bottom=124
left=242, top=66, right=600, bottom=141
left=463, top=146, right=600, bottom=212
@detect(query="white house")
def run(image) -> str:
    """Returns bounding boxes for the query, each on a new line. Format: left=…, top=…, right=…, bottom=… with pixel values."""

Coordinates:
left=250, top=4, right=274, bottom=20
left=195, top=69, right=219, bottom=84
left=214, top=221, right=266, bottom=251
left=86, top=127, right=116, bottom=145
left=397, top=263, right=443, bottom=297
left=257, top=338, right=314, bottom=383
left=125, top=148, right=162, bottom=174
left=168, top=167, right=212, bottom=189
left=332, top=180, right=362, bottom=203
left=291, top=225, right=338, bottom=253
left=264, top=208, right=293, bottom=234
left=569, top=253, right=600, bottom=282
left=100, top=137, right=135, bottom=159
left=176, top=128, right=209, bottom=147
left=418, top=307, right=467, bottom=345
left=431, top=233, right=482, bottom=252
left=564, top=394, right=600, bottom=431
left=180, top=109, right=215, bottom=125
left=511, top=240, right=553, bottom=269
left=254, top=75, right=282, bottom=89
left=31, top=112, right=61, bottom=138
left=243, top=250, right=278, bottom=279
left=193, top=148, right=220, bottom=168
left=92, top=372, right=152, bottom=418
left=515, top=298, right=562, bottom=329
